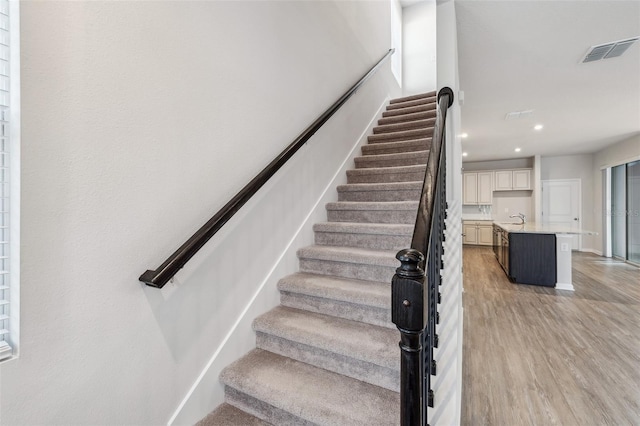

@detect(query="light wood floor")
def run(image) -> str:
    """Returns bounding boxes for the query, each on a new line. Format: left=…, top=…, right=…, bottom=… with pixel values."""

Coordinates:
left=461, top=246, right=640, bottom=426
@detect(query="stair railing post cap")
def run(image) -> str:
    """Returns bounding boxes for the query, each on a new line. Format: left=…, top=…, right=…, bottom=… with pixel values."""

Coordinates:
left=395, top=248, right=425, bottom=278
left=437, top=87, right=455, bottom=108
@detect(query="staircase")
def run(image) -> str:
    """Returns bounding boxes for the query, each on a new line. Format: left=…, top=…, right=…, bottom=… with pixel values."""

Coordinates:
left=198, top=91, right=437, bottom=426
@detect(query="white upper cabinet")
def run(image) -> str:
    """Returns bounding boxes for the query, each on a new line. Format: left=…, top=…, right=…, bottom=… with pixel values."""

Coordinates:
left=494, top=169, right=531, bottom=191
left=463, top=171, right=493, bottom=205
left=512, top=169, right=531, bottom=190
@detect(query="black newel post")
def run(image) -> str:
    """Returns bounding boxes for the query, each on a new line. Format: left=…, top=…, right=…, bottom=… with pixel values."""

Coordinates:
left=392, top=248, right=426, bottom=425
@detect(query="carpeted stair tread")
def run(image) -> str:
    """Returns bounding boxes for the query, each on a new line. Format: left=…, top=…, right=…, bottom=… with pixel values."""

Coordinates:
left=386, top=97, right=436, bottom=110
left=372, top=118, right=436, bottom=134
left=354, top=149, right=429, bottom=169
left=197, top=403, right=271, bottom=426
left=377, top=109, right=436, bottom=125
left=346, top=164, right=426, bottom=184
left=368, top=128, right=433, bottom=144
left=382, top=103, right=435, bottom=118
left=278, top=272, right=390, bottom=309
left=389, top=91, right=436, bottom=104
left=253, top=306, right=398, bottom=370
left=220, top=349, right=399, bottom=426
left=361, top=138, right=431, bottom=155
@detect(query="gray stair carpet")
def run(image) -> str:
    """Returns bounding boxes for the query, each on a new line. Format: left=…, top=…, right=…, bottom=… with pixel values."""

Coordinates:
left=205, top=92, right=435, bottom=425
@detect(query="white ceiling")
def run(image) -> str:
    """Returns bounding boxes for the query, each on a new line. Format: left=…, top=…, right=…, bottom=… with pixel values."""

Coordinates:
left=455, top=0, right=640, bottom=162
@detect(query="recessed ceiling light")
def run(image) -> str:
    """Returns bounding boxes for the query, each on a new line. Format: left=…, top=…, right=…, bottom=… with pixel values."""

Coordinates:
left=515, top=148, right=522, bottom=152
left=460, top=133, right=468, bottom=138
left=462, top=152, right=468, bottom=157
left=534, top=124, right=544, bottom=131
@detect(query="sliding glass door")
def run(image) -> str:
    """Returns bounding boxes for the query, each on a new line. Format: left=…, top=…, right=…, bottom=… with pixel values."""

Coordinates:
left=628, top=160, right=640, bottom=264
left=611, top=160, right=640, bottom=265
left=612, top=165, right=626, bottom=259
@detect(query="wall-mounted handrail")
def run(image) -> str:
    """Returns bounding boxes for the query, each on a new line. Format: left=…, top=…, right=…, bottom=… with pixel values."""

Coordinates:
left=139, top=49, right=395, bottom=288
left=391, top=87, right=453, bottom=425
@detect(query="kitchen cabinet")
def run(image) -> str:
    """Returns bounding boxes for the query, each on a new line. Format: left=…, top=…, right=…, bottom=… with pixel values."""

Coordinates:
left=494, top=169, right=531, bottom=191
left=463, top=221, right=493, bottom=245
left=463, top=172, right=493, bottom=205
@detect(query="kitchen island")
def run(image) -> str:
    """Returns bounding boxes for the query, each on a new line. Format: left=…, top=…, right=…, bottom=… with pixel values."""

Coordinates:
left=492, top=222, right=596, bottom=290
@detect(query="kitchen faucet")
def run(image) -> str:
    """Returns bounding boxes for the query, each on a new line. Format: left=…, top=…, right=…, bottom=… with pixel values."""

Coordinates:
left=509, top=213, right=526, bottom=224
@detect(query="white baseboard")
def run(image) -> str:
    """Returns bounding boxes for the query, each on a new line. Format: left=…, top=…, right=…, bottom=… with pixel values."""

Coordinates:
left=168, top=97, right=390, bottom=426
left=555, top=282, right=575, bottom=291
left=580, top=248, right=603, bottom=256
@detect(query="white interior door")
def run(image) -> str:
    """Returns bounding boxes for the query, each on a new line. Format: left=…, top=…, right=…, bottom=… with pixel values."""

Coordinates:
left=542, top=179, right=581, bottom=250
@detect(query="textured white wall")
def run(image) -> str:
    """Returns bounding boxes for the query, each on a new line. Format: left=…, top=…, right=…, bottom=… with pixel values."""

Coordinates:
left=403, top=0, right=437, bottom=95
left=0, top=1, right=398, bottom=424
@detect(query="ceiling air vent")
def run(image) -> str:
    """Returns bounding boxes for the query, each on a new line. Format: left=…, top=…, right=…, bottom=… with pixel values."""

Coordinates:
left=582, top=37, right=639, bottom=63
left=505, top=110, right=533, bottom=120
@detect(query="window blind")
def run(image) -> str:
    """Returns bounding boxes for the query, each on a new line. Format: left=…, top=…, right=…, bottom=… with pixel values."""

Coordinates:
left=0, top=0, right=12, bottom=361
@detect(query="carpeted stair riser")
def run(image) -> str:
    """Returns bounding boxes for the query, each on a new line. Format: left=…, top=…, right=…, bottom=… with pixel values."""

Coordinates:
left=354, top=150, right=428, bottom=169
left=297, top=246, right=398, bottom=282
left=372, top=118, right=436, bottom=134
left=389, top=91, right=436, bottom=104
left=253, top=306, right=399, bottom=391
left=220, top=350, right=399, bottom=425
left=279, top=291, right=391, bottom=329
left=336, top=182, right=423, bottom=199
left=256, top=332, right=400, bottom=392
left=315, top=230, right=411, bottom=250
left=337, top=187, right=421, bottom=202
left=382, top=103, right=435, bottom=118
left=314, top=222, right=413, bottom=249
left=197, top=403, right=270, bottom=426
left=368, top=128, right=433, bottom=144
left=299, top=258, right=396, bottom=282
left=326, top=201, right=418, bottom=224
left=277, top=273, right=392, bottom=329
left=346, top=164, right=426, bottom=184
left=361, top=138, right=431, bottom=155
left=386, top=96, right=436, bottom=110
left=377, top=110, right=436, bottom=125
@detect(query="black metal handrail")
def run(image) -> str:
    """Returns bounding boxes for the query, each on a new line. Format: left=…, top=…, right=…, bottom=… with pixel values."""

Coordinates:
left=139, top=49, right=395, bottom=288
left=391, top=87, right=453, bottom=425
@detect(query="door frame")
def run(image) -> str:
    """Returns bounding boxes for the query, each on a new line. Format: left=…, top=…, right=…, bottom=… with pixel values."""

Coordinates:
left=541, top=178, right=582, bottom=251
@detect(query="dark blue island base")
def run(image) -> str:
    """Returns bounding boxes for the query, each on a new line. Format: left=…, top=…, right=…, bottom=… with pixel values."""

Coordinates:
left=508, top=233, right=557, bottom=287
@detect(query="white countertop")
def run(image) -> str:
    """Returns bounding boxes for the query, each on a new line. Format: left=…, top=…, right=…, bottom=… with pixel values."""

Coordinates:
left=493, top=221, right=597, bottom=235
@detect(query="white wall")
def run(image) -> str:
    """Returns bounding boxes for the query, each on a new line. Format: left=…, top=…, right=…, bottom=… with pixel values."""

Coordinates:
left=540, top=154, right=596, bottom=250
left=0, top=1, right=399, bottom=424
left=403, top=0, right=437, bottom=95
left=435, top=1, right=463, bottom=425
left=593, top=134, right=640, bottom=254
